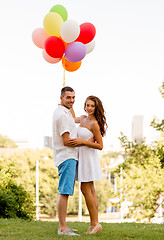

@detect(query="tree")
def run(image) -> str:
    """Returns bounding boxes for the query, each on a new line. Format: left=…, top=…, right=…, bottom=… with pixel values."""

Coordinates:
left=0, top=148, right=59, bottom=218
left=151, top=81, right=164, bottom=132
left=150, top=81, right=164, bottom=168
left=12, top=148, right=59, bottom=216
left=159, top=81, right=164, bottom=98
left=118, top=133, right=164, bottom=221
left=155, top=134, right=164, bottom=168
left=0, top=154, right=34, bottom=219
left=96, top=179, right=111, bottom=213
left=0, top=147, right=112, bottom=218
left=0, top=134, right=17, bottom=148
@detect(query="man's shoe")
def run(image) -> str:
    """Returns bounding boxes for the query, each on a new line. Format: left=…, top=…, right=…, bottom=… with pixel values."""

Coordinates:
left=68, top=227, right=78, bottom=232
left=58, top=228, right=79, bottom=236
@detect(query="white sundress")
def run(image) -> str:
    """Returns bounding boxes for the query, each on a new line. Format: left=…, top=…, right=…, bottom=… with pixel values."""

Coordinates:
left=76, top=126, right=102, bottom=182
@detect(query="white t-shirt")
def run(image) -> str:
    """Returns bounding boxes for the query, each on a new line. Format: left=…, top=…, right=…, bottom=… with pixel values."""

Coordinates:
left=52, top=105, right=78, bottom=167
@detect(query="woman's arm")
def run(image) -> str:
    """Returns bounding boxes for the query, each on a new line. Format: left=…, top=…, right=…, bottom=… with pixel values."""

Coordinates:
left=70, top=107, right=81, bottom=123
left=68, top=122, right=103, bottom=150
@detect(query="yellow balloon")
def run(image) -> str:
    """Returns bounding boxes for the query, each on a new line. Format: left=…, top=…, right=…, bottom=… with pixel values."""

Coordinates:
left=43, top=12, right=63, bottom=36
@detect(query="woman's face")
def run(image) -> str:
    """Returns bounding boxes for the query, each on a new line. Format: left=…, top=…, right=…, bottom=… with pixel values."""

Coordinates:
left=85, top=99, right=96, bottom=116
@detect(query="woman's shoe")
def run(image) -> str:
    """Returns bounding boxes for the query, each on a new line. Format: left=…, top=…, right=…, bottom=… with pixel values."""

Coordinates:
left=85, top=226, right=91, bottom=234
left=89, top=223, right=102, bottom=234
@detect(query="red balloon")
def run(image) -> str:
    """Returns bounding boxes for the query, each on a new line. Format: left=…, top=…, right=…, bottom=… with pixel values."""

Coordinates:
left=44, top=36, right=65, bottom=58
left=75, top=23, right=96, bottom=44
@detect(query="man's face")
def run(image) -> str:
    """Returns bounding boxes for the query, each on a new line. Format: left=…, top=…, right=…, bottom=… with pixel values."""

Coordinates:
left=60, top=91, right=75, bottom=109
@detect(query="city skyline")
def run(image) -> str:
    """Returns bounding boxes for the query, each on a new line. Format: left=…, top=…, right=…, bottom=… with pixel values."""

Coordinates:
left=0, top=0, right=164, bottom=149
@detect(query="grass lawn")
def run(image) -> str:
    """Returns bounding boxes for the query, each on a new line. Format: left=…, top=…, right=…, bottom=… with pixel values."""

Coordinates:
left=0, top=219, right=164, bottom=240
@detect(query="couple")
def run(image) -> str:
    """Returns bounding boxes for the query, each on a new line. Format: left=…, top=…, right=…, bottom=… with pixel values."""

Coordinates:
left=52, top=86, right=107, bottom=235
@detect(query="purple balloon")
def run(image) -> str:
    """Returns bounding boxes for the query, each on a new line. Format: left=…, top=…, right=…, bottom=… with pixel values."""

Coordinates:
left=65, top=42, right=86, bottom=62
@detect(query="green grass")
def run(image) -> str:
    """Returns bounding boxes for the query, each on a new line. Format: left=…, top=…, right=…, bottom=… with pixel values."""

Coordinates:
left=0, top=219, right=164, bottom=240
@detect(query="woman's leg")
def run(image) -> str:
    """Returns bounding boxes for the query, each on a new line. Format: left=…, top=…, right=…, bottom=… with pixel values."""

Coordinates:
left=90, top=182, right=99, bottom=213
left=81, top=181, right=99, bottom=227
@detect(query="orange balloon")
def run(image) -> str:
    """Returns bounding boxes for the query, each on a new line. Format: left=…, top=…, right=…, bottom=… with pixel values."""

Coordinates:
left=59, top=36, right=70, bottom=48
left=62, top=56, right=81, bottom=72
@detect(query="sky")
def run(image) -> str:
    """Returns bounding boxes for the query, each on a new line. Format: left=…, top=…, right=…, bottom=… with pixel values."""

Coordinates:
left=0, top=0, right=164, bottom=150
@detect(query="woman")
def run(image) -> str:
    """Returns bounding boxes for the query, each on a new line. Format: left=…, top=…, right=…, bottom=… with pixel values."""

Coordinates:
left=69, top=95, right=107, bottom=234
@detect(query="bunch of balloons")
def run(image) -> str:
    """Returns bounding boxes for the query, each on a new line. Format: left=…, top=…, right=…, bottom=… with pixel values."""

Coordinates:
left=32, top=4, right=96, bottom=72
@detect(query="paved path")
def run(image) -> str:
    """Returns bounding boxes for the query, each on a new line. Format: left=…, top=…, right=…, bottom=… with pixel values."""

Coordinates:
left=39, top=214, right=135, bottom=223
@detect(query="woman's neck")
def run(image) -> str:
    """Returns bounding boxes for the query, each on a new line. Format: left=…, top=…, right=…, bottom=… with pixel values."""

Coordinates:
left=87, top=114, right=95, bottom=120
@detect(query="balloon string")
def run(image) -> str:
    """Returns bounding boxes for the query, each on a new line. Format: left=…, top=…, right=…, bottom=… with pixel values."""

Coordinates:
left=63, top=69, right=65, bottom=87
left=63, top=56, right=66, bottom=87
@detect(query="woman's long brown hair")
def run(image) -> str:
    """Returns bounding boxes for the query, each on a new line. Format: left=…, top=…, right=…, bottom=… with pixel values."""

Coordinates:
left=84, top=96, right=108, bottom=137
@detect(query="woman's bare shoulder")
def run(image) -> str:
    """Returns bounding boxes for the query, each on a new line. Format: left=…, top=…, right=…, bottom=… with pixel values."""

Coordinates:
left=80, top=115, right=87, bottom=121
left=75, top=115, right=86, bottom=124
left=91, top=119, right=100, bottom=130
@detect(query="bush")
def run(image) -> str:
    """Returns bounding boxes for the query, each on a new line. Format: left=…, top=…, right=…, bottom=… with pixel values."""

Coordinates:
left=0, top=155, right=34, bottom=220
left=0, top=181, right=34, bottom=220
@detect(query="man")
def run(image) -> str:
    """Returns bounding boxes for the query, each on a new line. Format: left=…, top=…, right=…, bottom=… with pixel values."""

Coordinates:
left=52, top=86, right=79, bottom=236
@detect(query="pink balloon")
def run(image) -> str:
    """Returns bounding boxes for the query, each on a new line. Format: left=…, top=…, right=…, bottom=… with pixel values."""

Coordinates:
left=42, top=50, right=61, bottom=64
left=32, top=28, right=49, bottom=49
left=65, top=42, right=86, bottom=62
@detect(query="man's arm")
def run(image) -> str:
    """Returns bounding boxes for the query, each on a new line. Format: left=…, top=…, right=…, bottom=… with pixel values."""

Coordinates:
left=67, top=122, right=103, bottom=150
left=62, top=132, right=71, bottom=146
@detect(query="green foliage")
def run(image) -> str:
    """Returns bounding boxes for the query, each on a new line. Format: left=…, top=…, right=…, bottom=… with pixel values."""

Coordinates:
left=0, top=147, right=121, bottom=219
left=119, top=132, right=157, bottom=167
left=123, top=162, right=163, bottom=221
left=150, top=81, right=164, bottom=165
left=0, top=155, right=18, bottom=186
left=67, top=180, right=111, bottom=216
left=100, top=151, right=121, bottom=168
left=150, top=118, right=164, bottom=132
left=96, top=179, right=111, bottom=213
left=156, top=142, right=164, bottom=168
left=150, top=81, right=164, bottom=132
left=0, top=156, right=34, bottom=220
left=0, top=148, right=111, bottom=218
left=119, top=133, right=164, bottom=221
left=0, top=148, right=59, bottom=219
left=11, top=148, right=59, bottom=216
left=67, top=182, right=80, bottom=215
left=0, top=182, right=34, bottom=220
left=159, top=80, right=164, bottom=98
left=118, top=81, right=164, bottom=221
left=0, top=134, right=17, bottom=148
left=152, top=134, right=164, bottom=168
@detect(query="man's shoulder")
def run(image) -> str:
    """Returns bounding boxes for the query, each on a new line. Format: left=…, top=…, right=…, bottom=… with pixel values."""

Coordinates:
left=54, top=105, right=69, bottom=114
left=53, top=107, right=68, bottom=121
left=54, top=106, right=62, bottom=114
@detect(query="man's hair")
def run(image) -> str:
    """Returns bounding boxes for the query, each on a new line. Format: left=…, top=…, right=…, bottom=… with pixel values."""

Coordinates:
left=61, top=86, right=75, bottom=96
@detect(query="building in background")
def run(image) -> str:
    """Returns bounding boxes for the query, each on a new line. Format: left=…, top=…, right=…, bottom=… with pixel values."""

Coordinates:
left=44, top=136, right=52, bottom=149
left=132, top=115, right=144, bottom=144
left=14, top=139, right=32, bottom=148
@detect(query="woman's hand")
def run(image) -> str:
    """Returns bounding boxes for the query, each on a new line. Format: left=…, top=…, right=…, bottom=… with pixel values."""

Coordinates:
left=88, top=137, right=95, bottom=143
left=68, top=137, right=95, bottom=147
left=68, top=138, right=84, bottom=146
left=68, top=135, right=102, bottom=150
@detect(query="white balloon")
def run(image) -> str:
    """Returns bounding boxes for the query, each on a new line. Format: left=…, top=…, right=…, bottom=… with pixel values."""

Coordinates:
left=85, top=39, right=95, bottom=54
left=60, top=19, right=80, bottom=43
